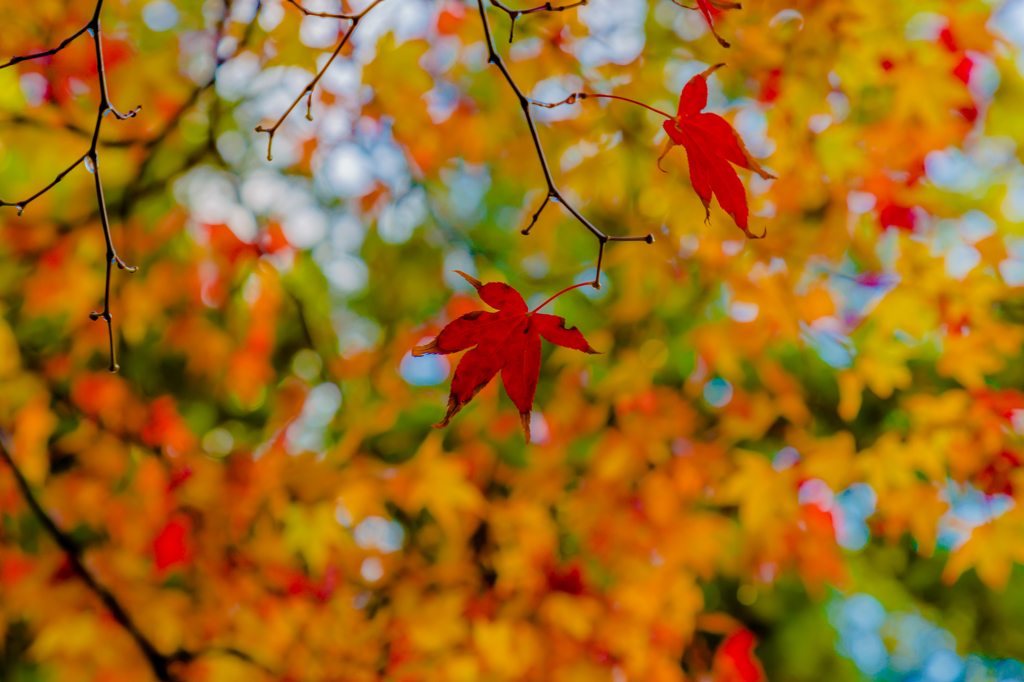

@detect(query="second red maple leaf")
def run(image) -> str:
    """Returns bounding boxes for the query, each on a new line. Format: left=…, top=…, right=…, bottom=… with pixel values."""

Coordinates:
left=660, top=64, right=776, bottom=239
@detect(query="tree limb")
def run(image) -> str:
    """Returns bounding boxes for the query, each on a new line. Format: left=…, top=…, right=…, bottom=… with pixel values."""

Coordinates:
left=0, top=430, right=179, bottom=681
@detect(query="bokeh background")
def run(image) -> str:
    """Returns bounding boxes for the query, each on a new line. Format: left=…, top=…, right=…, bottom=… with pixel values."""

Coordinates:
left=3, top=0, right=1024, bottom=680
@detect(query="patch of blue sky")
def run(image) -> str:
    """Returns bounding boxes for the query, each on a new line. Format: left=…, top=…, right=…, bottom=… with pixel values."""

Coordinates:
left=830, top=593, right=1024, bottom=682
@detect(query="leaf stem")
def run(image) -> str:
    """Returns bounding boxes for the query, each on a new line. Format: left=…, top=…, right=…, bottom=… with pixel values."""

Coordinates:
left=533, top=92, right=673, bottom=119
left=530, top=281, right=593, bottom=313
left=580, top=93, right=673, bottom=118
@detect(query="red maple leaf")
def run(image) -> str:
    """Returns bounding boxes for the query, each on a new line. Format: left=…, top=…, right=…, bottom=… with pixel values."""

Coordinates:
left=153, top=517, right=192, bottom=572
left=413, top=272, right=597, bottom=442
left=660, top=65, right=776, bottom=239
left=713, top=629, right=766, bottom=682
left=673, top=0, right=743, bottom=48
left=879, top=203, right=916, bottom=231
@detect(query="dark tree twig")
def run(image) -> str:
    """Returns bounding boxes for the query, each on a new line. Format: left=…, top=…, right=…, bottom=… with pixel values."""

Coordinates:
left=0, top=0, right=139, bottom=373
left=0, top=24, right=93, bottom=69
left=255, top=0, right=386, bottom=161
left=489, top=0, right=589, bottom=42
left=285, top=0, right=368, bottom=19
left=475, top=0, right=652, bottom=289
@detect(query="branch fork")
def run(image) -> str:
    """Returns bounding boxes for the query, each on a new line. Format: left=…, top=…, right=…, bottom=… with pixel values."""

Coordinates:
left=477, top=0, right=652, bottom=288
left=255, top=0, right=387, bottom=161
left=489, top=0, right=589, bottom=42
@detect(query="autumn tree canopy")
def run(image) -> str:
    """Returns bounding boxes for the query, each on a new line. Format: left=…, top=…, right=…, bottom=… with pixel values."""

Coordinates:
left=3, top=0, right=1024, bottom=681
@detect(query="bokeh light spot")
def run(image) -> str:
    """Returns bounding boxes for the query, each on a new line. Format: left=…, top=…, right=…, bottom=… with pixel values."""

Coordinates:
left=703, top=378, right=733, bottom=408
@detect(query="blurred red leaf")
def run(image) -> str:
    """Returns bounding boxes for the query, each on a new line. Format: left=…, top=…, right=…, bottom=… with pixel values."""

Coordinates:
left=141, top=396, right=196, bottom=455
left=437, top=1, right=465, bottom=34
left=714, top=629, right=766, bottom=682
left=694, top=0, right=743, bottom=48
left=153, top=518, right=192, bottom=571
left=879, top=204, right=916, bottom=231
left=546, top=562, right=585, bottom=594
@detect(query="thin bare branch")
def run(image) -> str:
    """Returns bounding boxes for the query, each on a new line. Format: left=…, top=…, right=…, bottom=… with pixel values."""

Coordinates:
left=489, top=0, right=588, bottom=42
left=0, top=0, right=140, bottom=372
left=285, top=0, right=365, bottom=19
left=0, top=23, right=92, bottom=68
left=475, top=0, right=652, bottom=288
left=256, top=0, right=386, bottom=160
left=0, top=155, right=88, bottom=214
